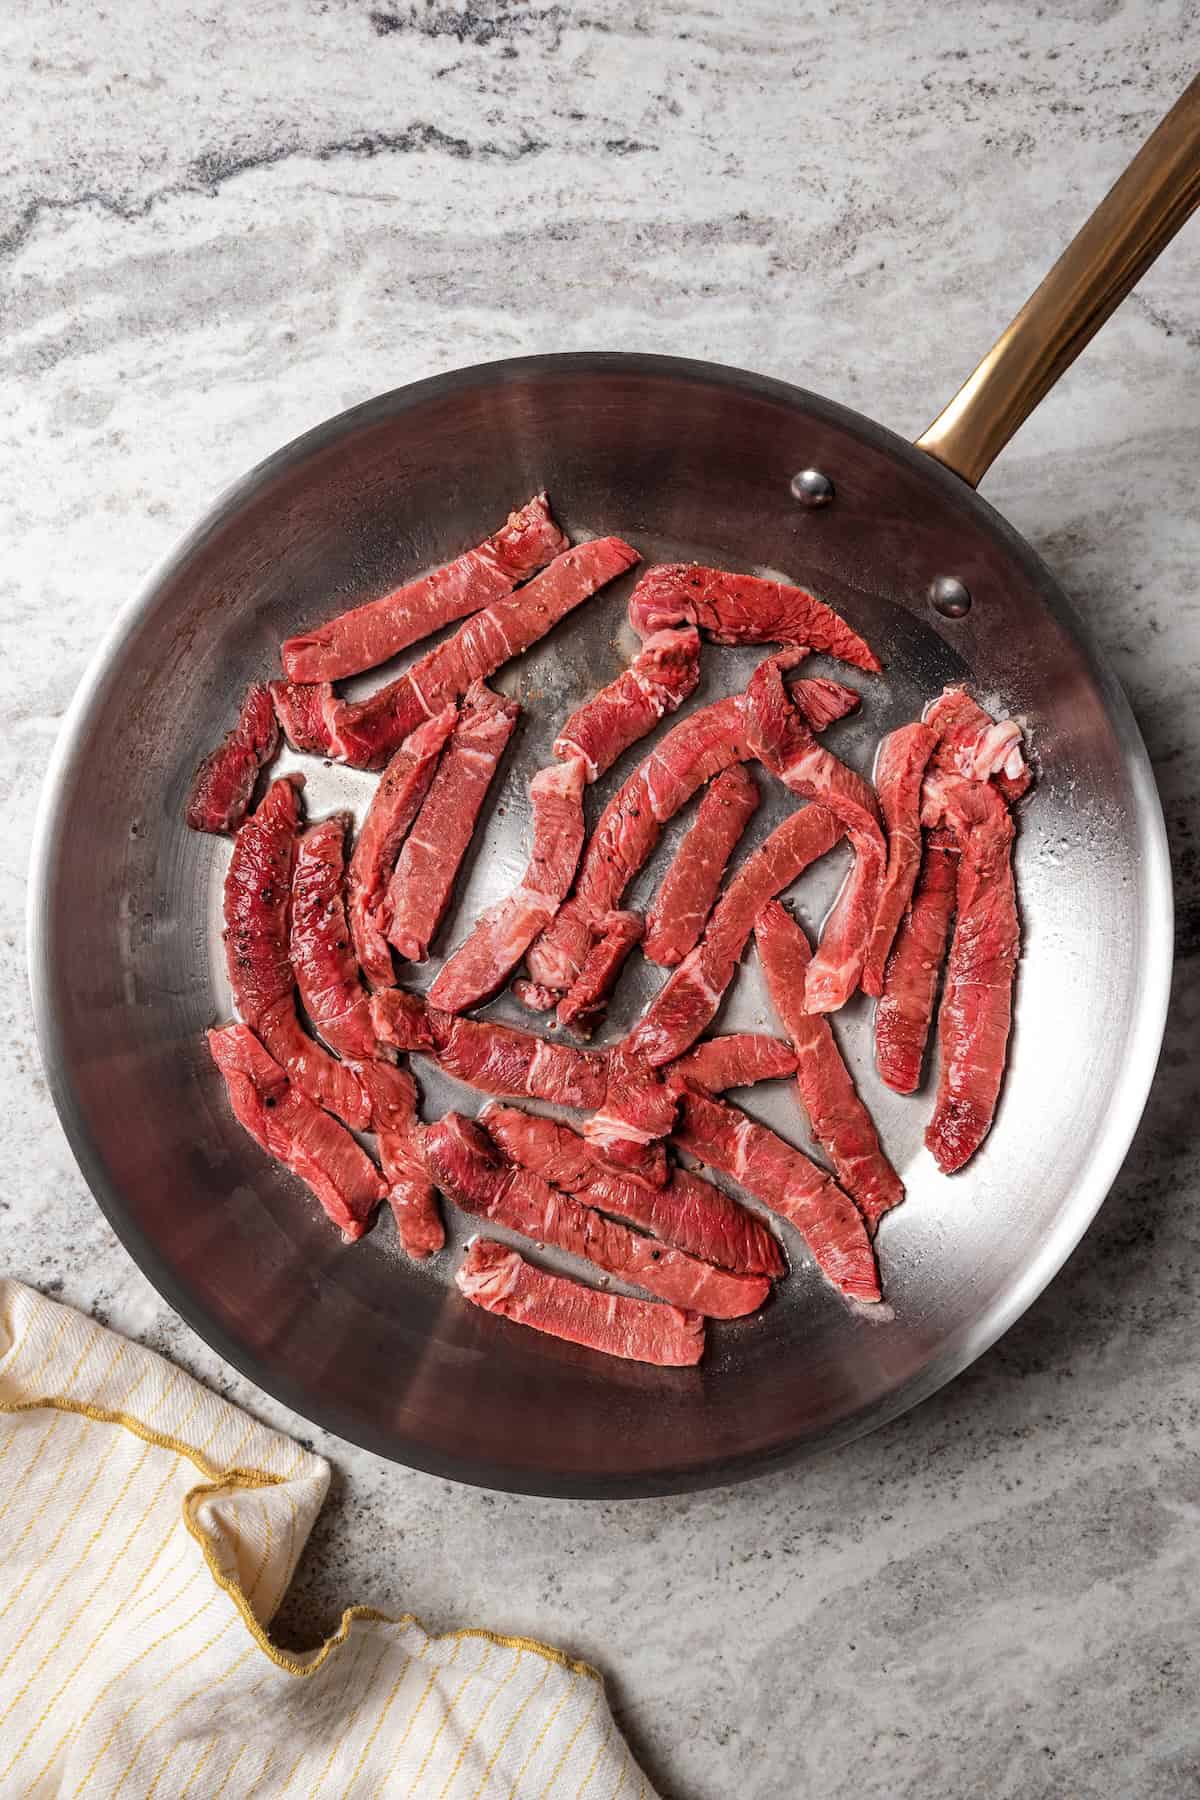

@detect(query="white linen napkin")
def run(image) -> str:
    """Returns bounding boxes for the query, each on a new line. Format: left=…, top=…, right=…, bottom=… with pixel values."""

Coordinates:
left=0, top=1278, right=656, bottom=1798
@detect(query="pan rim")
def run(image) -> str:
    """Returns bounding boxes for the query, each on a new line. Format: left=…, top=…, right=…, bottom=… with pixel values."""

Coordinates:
left=26, top=351, right=1174, bottom=1497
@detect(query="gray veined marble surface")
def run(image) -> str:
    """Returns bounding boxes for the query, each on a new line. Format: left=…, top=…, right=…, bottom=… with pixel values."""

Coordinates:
left=3, top=2, right=1199, bottom=1795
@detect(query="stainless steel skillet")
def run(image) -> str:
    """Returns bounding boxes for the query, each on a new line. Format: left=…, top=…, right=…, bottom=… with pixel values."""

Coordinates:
left=28, top=80, right=1198, bottom=1495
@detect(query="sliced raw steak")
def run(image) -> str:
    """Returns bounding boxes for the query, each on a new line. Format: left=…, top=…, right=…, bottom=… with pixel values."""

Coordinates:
left=386, top=681, right=519, bottom=963
left=185, top=682, right=279, bottom=835
left=484, top=1103, right=783, bottom=1277
left=207, top=1025, right=384, bottom=1239
left=223, top=776, right=370, bottom=1130
left=921, top=774, right=1019, bottom=1172
left=525, top=666, right=857, bottom=1011
left=348, top=707, right=457, bottom=989
left=667, top=1034, right=798, bottom=1094
left=271, top=535, right=638, bottom=768
left=743, top=652, right=885, bottom=1012
left=672, top=1087, right=879, bottom=1303
left=428, top=754, right=588, bottom=1013
left=628, top=564, right=881, bottom=671
left=282, top=493, right=567, bottom=682
left=425, top=1114, right=768, bottom=1318
left=874, top=831, right=958, bottom=1094
left=860, top=721, right=939, bottom=997
left=421, top=1011, right=608, bottom=1111
left=643, top=764, right=760, bottom=967
left=455, top=1239, right=705, bottom=1367
left=756, top=900, right=903, bottom=1234
left=553, top=626, right=701, bottom=779
left=625, top=803, right=842, bottom=1066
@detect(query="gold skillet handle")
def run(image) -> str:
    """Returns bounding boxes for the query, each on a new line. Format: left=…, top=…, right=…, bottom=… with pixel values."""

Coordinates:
left=916, top=72, right=1200, bottom=488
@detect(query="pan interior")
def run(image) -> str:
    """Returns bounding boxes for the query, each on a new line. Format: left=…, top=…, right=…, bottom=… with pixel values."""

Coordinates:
left=29, top=355, right=1170, bottom=1496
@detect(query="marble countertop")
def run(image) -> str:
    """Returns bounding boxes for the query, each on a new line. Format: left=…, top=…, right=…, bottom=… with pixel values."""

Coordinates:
left=4, top=4, right=1198, bottom=1794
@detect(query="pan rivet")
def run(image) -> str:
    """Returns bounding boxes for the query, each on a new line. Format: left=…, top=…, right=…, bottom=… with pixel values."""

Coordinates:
left=929, top=575, right=972, bottom=619
left=790, top=468, right=834, bottom=508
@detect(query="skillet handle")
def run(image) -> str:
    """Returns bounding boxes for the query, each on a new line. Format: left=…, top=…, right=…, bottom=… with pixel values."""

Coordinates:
left=915, top=72, right=1200, bottom=488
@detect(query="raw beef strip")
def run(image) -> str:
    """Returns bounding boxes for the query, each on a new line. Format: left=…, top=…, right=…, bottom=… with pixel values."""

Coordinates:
left=921, top=775, right=1019, bottom=1172
left=527, top=695, right=748, bottom=996
left=456, top=1239, right=705, bottom=1367
left=386, top=682, right=520, bottom=963
left=580, top=1046, right=676, bottom=1186
left=288, top=824, right=444, bottom=1254
left=421, top=1011, right=608, bottom=1110
left=271, top=536, right=639, bottom=768
left=428, top=755, right=588, bottom=1014
left=628, top=564, right=881, bottom=671
left=743, top=652, right=885, bottom=1013
left=875, top=832, right=958, bottom=1094
left=860, top=721, right=940, bottom=997
left=925, top=686, right=1030, bottom=802
left=555, top=910, right=644, bottom=1034
left=643, top=764, right=760, bottom=966
left=368, top=987, right=436, bottom=1052
left=348, top=707, right=457, bottom=989
left=524, top=670, right=857, bottom=1005
left=425, top=1115, right=768, bottom=1318
left=223, top=777, right=370, bottom=1130
left=756, top=901, right=903, bottom=1234
left=625, top=803, right=843, bottom=1066
left=185, top=683, right=279, bottom=835
left=281, top=493, right=568, bottom=682
left=672, top=1088, right=880, bottom=1302
left=360, top=1060, right=444, bottom=1258
left=483, top=1103, right=783, bottom=1277
left=207, top=1025, right=384, bottom=1240
left=667, top=1034, right=798, bottom=1094
left=290, top=815, right=379, bottom=1063
left=553, top=627, right=701, bottom=779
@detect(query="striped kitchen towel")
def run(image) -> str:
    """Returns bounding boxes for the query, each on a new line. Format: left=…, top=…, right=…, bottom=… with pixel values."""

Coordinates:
left=0, top=1278, right=656, bottom=1797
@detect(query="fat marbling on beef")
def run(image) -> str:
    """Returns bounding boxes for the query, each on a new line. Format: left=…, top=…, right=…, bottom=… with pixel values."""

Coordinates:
left=456, top=1239, right=705, bottom=1367
left=281, top=493, right=568, bottom=682
left=924, top=686, right=1030, bottom=802
left=270, top=536, right=639, bottom=768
